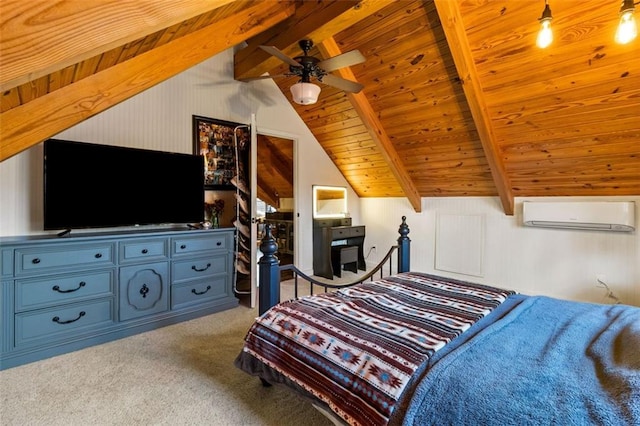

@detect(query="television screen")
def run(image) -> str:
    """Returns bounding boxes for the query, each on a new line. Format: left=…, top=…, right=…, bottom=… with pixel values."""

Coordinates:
left=44, top=139, right=204, bottom=230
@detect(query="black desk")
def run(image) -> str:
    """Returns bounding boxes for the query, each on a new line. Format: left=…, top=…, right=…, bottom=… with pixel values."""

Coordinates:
left=313, top=218, right=365, bottom=279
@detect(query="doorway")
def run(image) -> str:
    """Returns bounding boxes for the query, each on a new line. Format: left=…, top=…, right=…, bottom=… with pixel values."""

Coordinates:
left=256, top=132, right=295, bottom=257
left=247, top=131, right=295, bottom=308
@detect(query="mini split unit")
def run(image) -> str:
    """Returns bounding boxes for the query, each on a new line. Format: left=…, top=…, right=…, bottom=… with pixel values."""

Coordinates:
left=522, top=201, right=636, bottom=232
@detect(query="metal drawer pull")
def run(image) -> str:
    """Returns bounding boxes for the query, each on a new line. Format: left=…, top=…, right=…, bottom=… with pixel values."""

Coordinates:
left=180, top=244, right=187, bottom=249
left=95, top=253, right=102, bottom=258
left=32, top=258, right=41, bottom=264
left=192, top=263, right=211, bottom=272
left=52, top=281, right=86, bottom=293
left=52, top=311, right=86, bottom=324
left=140, top=284, right=149, bottom=298
left=191, top=285, right=212, bottom=295
left=217, top=241, right=222, bottom=246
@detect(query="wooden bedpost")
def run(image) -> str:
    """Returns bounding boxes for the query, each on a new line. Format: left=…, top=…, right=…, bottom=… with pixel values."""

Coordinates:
left=258, top=224, right=280, bottom=315
left=397, top=216, right=410, bottom=273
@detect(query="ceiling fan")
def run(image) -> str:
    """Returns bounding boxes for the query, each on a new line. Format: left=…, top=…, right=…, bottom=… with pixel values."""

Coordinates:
left=242, top=39, right=365, bottom=105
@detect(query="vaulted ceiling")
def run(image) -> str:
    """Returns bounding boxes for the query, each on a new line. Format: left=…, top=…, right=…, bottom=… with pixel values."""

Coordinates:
left=2, top=0, right=639, bottom=216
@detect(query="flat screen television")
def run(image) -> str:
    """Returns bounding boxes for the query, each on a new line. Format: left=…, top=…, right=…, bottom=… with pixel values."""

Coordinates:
left=44, top=139, right=204, bottom=231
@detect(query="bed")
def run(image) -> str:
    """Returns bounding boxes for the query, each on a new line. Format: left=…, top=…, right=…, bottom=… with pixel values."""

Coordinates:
left=235, top=217, right=640, bottom=425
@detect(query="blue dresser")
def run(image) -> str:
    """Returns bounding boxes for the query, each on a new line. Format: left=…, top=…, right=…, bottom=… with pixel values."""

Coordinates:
left=0, top=228, right=238, bottom=370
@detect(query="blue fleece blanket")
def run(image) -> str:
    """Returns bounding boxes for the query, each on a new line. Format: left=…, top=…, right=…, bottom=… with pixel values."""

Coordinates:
left=399, top=296, right=640, bottom=426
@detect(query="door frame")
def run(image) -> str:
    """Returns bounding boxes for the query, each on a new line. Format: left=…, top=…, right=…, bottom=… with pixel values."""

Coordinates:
left=251, top=123, right=299, bottom=309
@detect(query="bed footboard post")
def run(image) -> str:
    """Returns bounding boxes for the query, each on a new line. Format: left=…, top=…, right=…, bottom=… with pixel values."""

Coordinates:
left=397, top=216, right=411, bottom=273
left=258, top=224, right=280, bottom=315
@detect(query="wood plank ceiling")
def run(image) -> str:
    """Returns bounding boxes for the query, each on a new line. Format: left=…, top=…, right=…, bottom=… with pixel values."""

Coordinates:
left=256, top=134, right=294, bottom=209
left=2, top=1, right=639, bottom=216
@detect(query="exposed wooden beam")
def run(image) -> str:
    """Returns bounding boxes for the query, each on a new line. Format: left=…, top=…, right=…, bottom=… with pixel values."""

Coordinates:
left=235, top=0, right=392, bottom=81
left=0, top=0, right=236, bottom=92
left=433, top=0, right=514, bottom=215
left=0, top=2, right=296, bottom=161
left=256, top=176, right=280, bottom=209
left=318, top=37, right=422, bottom=212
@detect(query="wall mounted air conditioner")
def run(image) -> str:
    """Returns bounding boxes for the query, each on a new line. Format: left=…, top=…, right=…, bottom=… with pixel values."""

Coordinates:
left=522, top=201, right=635, bottom=232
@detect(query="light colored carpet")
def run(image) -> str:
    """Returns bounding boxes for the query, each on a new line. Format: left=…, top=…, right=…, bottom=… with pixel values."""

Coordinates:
left=0, top=304, right=333, bottom=426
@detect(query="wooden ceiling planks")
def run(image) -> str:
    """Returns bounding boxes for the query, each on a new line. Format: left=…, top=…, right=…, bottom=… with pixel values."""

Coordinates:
left=463, top=0, right=640, bottom=200
left=327, top=1, right=495, bottom=202
left=435, top=0, right=513, bottom=212
left=318, top=36, right=421, bottom=207
left=353, top=2, right=492, bottom=197
left=1, top=0, right=638, bottom=210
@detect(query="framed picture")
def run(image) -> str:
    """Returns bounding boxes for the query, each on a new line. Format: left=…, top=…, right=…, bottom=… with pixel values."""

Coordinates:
left=192, top=115, right=250, bottom=189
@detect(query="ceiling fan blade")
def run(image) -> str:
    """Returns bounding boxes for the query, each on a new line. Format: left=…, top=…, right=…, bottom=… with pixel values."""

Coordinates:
left=239, top=74, right=287, bottom=82
left=259, top=45, right=301, bottom=68
left=321, top=74, right=364, bottom=93
left=317, top=50, right=365, bottom=72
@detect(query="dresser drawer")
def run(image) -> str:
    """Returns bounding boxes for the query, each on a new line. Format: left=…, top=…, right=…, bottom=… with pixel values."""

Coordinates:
left=119, top=239, right=168, bottom=263
left=172, top=234, right=228, bottom=256
left=332, top=226, right=365, bottom=239
left=15, top=243, right=115, bottom=276
left=350, top=226, right=365, bottom=237
left=15, top=298, right=114, bottom=347
left=331, top=227, right=351, bottom=239
left=314, top=219, right=334, bottom=228
left=171, top=276, right=228, bottom=310
left=172, top=254, right=228, bottom=283
left=314, top=218, right=352, bottom=228
left=15, top=270, right=114, bottom=312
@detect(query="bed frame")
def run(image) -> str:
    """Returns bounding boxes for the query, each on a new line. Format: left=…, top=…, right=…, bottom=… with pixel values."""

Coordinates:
left=257, top=216, right=411, bottom=315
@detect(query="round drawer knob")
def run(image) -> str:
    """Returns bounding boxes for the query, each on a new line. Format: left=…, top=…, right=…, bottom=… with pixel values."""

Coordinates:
left=32, top=258, right=41, bottom=264
left=216, top=241, right=222, bottom=246
left=180, top=244, right=187, bottom=249
left=95, top=253, right=102, bottom=259
left=142, top=249, right=149, bottom=254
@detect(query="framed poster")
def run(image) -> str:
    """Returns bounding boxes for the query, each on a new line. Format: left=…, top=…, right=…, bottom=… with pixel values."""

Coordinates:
left=192, top=115, right=250, bottom=189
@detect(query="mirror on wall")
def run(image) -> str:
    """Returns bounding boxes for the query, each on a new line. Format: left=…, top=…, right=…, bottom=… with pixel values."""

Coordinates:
left=313, top=185, right=347, bottom=218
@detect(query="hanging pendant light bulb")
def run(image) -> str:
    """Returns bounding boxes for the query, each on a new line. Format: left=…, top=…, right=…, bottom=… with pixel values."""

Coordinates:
left=615, top=0, right=637, bottom=44
left=537, top=1, right=553, bottom=48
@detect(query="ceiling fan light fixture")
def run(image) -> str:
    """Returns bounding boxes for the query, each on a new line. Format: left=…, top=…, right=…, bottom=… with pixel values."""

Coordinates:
left=290, top=82, right=321, bottom=105
left=615, top=0, right=637, bottom=44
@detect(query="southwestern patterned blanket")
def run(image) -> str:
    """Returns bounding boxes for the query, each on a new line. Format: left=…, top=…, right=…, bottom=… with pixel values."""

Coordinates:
left=236, top=272, right=640, bottom=426
left=235, top=272, right=515, bottom=425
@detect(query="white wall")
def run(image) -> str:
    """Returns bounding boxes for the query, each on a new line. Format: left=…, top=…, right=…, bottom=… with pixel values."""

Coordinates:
left=0, top=47, right=357, bottom=274
left=360, top=196, right=640, bottom=306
